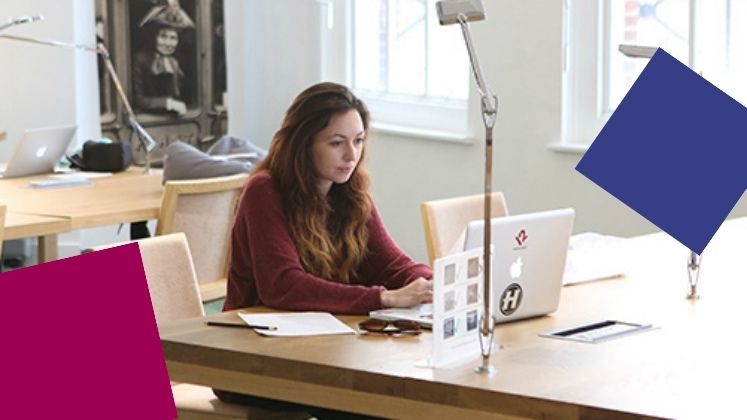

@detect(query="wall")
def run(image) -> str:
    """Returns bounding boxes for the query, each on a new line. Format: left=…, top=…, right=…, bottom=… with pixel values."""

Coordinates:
left=225, top=0, right=747, bottom=264
left=1, top=0, right=119, bottom=259
left=0, top=0, right=99, bottom=157
left=4, top=1, right=744, bottom=261
left=225, top=0, right=323, bottom=143
left=367, top=1, right=656, bottom=261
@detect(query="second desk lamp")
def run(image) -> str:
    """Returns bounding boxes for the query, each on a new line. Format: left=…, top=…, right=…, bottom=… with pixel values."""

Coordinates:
left=619, top=43, right=703, bottom=300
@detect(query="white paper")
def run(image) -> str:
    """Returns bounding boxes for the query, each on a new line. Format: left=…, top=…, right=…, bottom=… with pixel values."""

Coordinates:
left=238, top=312, right=356, bottom=337
left=563, top=232, right=628, bottom=285
left=50, top=172, right=113, bottom=179
left=29, top=175, right=91, bottom=189
left=431, top=247, right=485, bottom=367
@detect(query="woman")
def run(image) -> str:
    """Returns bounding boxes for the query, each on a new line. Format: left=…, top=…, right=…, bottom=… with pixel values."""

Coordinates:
left=128, top=0, right=195, bottom=240
left=132, top=0, right=194, bottom=115
left=217, top=81, right=432, bottom=419
left=215, top=83, right=433, bottom=419
left=223, top=82, right=433, bottom=315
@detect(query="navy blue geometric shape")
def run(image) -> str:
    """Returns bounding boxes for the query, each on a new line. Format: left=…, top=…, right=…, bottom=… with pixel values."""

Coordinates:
left=576, top=48, right=747, bottom=254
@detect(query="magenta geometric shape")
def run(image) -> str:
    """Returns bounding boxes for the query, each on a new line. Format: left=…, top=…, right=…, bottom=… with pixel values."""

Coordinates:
left=0, top=244, right=176, bottom=419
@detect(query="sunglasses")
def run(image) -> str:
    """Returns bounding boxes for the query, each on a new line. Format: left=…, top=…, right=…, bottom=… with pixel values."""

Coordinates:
left=358, top=318, right=422, bottom=336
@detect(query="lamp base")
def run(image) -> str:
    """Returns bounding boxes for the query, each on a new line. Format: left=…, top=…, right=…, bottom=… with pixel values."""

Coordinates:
left=474, top=363, right=496, bottom=374
left=686, top=251, right=702, bottom=300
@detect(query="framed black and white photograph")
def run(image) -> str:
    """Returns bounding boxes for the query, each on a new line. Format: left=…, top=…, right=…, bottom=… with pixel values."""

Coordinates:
left=129, top=0, right=197, bottom=116
left=94, top=0, right=227, bottom=162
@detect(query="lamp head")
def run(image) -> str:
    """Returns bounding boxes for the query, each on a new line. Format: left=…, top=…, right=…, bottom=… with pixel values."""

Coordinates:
left=436, top=0, right=485, bottom=25
left=130, top=118, right=158, bottom=153
left=618, top=44, right=658, bottom=59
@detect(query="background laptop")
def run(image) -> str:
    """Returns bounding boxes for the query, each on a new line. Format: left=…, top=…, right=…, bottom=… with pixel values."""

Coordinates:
left=464, top=208, right=575, bottom=324
left=0, top=125, right=77, bottom=178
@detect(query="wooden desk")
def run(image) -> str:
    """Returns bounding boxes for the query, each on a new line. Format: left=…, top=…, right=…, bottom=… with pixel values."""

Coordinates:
left=4, top=212, right=71, bottom=240
left=3, top=212, right=71, bottom=261
left=1, top=167, right=163, bottom=261
left=161, top=218, right=747, bottom=419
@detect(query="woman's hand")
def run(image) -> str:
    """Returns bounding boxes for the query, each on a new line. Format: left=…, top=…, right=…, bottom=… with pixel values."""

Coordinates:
left=380, top=277, right=433, bottom=308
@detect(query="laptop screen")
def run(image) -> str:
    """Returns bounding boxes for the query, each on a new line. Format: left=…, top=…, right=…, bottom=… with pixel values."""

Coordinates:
left=2, top=125, right=77, bottom=178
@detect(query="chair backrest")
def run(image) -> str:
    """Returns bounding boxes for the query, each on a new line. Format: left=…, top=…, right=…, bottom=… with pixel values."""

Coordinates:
left=0, top=204, right=6, bottom=256
left=93, top=233, right=204, bottom=325
left=156, top=173, right=248, bottom=298
left=420, top=192, right=509, bottom=265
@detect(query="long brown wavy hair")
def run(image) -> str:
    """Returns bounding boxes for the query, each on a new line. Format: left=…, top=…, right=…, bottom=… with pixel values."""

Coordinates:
left=253, top=82, right=372, bottom=283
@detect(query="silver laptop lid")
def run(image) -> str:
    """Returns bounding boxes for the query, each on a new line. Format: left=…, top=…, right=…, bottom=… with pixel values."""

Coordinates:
left=464, top=208, right=575, bottom=324
left=2, top=125, right=77, bottom=178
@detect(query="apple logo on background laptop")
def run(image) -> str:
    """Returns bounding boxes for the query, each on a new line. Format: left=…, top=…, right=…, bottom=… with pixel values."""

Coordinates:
left=509, top=257, right=523, bottom=279
left=35, top=146, right=48, bottom=158
left=501, top=258, right=524, bottom=315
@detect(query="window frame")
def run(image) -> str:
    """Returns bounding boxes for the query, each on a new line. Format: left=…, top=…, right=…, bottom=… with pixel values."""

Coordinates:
left=562, top=0, right=707, bottom=147
left=562, top=0, right=609, bottom=147
left=321, top=0, right=472, bottom=141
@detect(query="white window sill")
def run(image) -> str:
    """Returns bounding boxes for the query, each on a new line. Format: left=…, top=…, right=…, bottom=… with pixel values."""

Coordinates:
left=371, top=122, right=473, bottom=145
left=547, top=142, right=590, bottom=154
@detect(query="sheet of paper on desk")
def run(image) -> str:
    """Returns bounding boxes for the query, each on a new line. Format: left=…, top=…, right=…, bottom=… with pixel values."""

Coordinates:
left=50, top=172, right=113, bottom=179
left=29, top=175, right=91, bottom=189
left=238, top=312, right=356, bottom=337
left=563, top=232, right=629, bottom=285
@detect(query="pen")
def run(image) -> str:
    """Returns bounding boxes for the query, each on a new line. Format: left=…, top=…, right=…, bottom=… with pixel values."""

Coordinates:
left=206, top=321, right=278, bottom=331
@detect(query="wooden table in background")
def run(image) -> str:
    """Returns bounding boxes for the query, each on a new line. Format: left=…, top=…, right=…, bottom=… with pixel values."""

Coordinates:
left=162, top=218, right=747, bottom=419
left=4, top=212, right=70, bottom=239
left=1, top=167, right=163, bottom=261
left=3, top=212, right=71, bottom=261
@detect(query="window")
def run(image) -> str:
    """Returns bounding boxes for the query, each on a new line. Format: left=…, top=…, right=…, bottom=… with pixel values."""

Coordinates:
left=324, top=0, right=471, bottom=139
left=564, top=0, right=747, bottom=146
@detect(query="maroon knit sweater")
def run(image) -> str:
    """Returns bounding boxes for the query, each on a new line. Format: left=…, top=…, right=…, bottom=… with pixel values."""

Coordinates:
left=223, top=172, right=433, bottom=315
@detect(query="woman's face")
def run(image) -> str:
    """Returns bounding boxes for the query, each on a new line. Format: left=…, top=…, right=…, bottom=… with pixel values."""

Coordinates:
left=155, top=28, right=179, bottom=56
left=312, top=109, right=366, bottom=195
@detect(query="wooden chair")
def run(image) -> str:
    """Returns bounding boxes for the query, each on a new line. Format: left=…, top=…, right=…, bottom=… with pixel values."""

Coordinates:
left=420, top=192, right=509, bottom=266
left=156, top=173, right=249, bottom=303
left=94, top=233, right=310, bottom=420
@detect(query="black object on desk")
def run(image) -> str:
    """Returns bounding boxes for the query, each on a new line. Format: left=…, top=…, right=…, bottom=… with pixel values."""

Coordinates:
left=540, top=320, right=653, bottom=343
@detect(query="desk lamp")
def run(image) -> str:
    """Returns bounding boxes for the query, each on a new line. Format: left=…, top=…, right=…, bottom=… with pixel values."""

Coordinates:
left=619, top=43, right=703, bottom=300
left=436, top=0, right=497, bottom=374
left=0, top=16, right=157, bottom=173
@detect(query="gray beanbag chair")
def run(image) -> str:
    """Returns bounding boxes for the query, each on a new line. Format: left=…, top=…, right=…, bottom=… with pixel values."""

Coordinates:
left=162, top=141, right=252, bottom=184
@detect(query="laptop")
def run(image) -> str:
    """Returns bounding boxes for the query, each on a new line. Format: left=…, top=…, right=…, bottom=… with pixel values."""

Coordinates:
left=0, top=125, right=77, bottom=178
left=370, top=208, right=574, bottom=328
left=463, top=208, right=575, bottom=324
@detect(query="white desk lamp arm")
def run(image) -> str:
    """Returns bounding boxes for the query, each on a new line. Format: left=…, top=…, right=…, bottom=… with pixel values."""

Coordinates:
left=457, top=14, right=497, bottom=128
left=0, top=15, right=43, bottom=33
